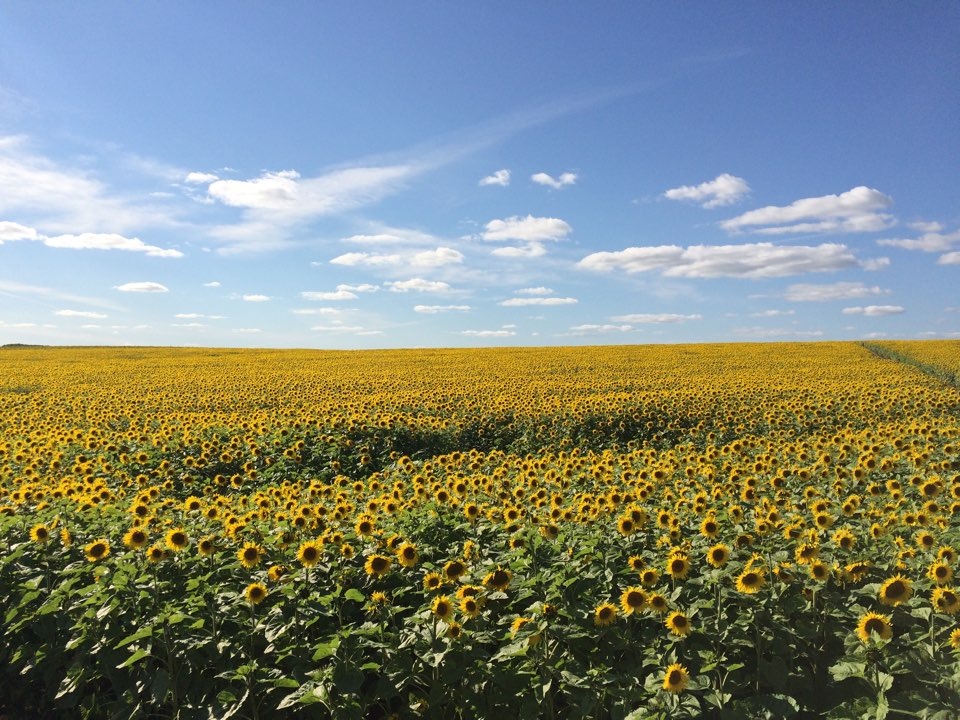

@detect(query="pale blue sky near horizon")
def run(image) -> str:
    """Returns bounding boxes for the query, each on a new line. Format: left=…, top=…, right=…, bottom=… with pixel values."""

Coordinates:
left=1, top=3, right=958, bottom=348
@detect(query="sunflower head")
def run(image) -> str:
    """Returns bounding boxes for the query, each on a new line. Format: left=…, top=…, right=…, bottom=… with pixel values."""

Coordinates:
left=736, top=568, right=765, bottom=594
left=431, top=595, right=454, bottom=620
left=297, top=541, right=322, bottom=568
left=237, top=542, right=263, bottom=568
left=483, top=567, right=512, bottom=591
left=856, top=612, right=893, bottom=643
left=397, top=542, right=419, bottom=568
left=423, top=572, right=443, bottom=591
left=364, top=553, right=392, bottom=577
left=665, top=610, right=691, bottom=637
left=620, top=587, right=647, bottom=615
left=593, top=602, right=618, bottom=627
left=878, top=575, right=913, bottom=607
left=662, top=663, right=690, bottom=694
left=706, top=544, right=730, bottom=568
left=84, top=539, right=110, bottom=562
left=165, top=529, right=188, bottom=552
left=245, top=582, right=268, bottom=605
left=933, top=587, right=960, bottom=615
left=443, top=559, right=467, bottom=582
left=29, top=524, right=51, bottom=543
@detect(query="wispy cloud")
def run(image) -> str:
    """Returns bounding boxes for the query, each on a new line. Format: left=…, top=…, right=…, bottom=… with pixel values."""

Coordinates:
left=54, top=309, right=108, bottom=319
left=414, top=305, right=471, bottom=313
left=784, top=282, right=889, bottom=302
left=721, top=186, right=894, bottom=235
left=841, top=305, right=905, bottom=316
left=664, top=173, right=749, bottom=208
left=610, top=313, right=702, bottom=323
left=114, top=281, right=169, bottom=293
left=499, top=297, right=577, bottom=307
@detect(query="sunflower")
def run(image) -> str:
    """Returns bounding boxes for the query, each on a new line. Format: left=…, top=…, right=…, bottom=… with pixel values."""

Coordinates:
left=423, top=572, right=443, bottom=591
left=540, top=524, right=560, bottom=541
left=84, top=539, right=110, bottom=562
left=267, top=564, right=286, bottom=582
left=297, top=541, right=322, bottom=568
left=808, top=560, right=830, bottom=582
left=929, top=562, right=953, bottom=586
left=628, top=555, right=645, bottom=572
left=396, top=542, right=419, bottom=568
left=646, top=593, right=669, bottom=614
left=666, top=554, right=690, bottom=580
left=620, top=587, right=647, bottom=615
left=165, top=528, right=189, bottom=552
left=795, top=542, right=819, bottom=565
left=431, top=595, right=454, bottom=621
left=29, top=524, right=51, bottom=543
left=700, top=517, right=719, bottom=539
left=706, top=543, right=730, bottom=568
left=483, top=567, right=512, bottom=592
left=460, top=595, right=481, bottom=619
left=510, top=616, right=531, bottom=635
left=340, top=543, right=354, bottom=558
left=370, top=590, right=389, bottom=606
left=950, top=628, right=960, bottom=650
left=735, top=568, right=765, bottom=594
left=640, top=568, right=660, bottom=587
left=855, top=612, right=893, bottom=643
left=878, top=575, right=913, bottom=607
left=456, top=584, right=483, bottom=601
left=119, top=527, right=146, bottom=550
left=364, top=553, right=392, bottom=577
left=245, top=582, right=268, bottom=605
left=932, top=587, right=960, bottom=615
left=236, top=542, right=263, bottom=568
left=662, top=663, right=690, bottom=694
left=593, top=602, right=618, bottom=626
left=354, top=516, right=375, bottom=537
left=443, top=559, right=467, bottom=582
left=146, top=544, right=166, bottom=563
left=617, top=516, right=636, bottom=536
left=665, top=610, right=691, bottom=637
left=446, top=621, right=464, bottom=639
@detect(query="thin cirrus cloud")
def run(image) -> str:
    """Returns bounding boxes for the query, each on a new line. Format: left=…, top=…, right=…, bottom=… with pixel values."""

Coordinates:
left=479, top=169, right=510, bottom=187
left=609, top=313, right=702, bottom=324
left=720, top=186, right=894, bottom=235
left=54, top=309, right=108, bottom=319
left=114, top=281, right=169, bottom=293
left=569, top=324, right=633, bottom=333
left=577, top=242, right=878, bottom=279
left=663, top=173, right=749, bottom=208
left=841, top=305, right=905, bottom=316
left=783, top=282, right=890, bottom=302
left=531, top=171, right=577, bottom=189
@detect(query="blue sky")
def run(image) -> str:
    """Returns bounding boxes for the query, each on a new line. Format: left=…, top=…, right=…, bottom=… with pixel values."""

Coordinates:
left=1, top=3, right=958, bottom=348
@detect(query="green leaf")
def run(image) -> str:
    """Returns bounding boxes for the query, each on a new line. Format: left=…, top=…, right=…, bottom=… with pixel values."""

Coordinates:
left=116, top=648, right=150, bottom=669
left=114, top=626, right=154, bottom=649
left=344, top=588, right=365, bottom=603
left=830, top=660, right=866, bottom=682
left=312, top=637, right=340, bottom=661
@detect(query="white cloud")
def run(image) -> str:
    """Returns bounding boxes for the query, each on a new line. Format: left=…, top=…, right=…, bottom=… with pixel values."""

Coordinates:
left=750, top=309, right=795, bottom=318
left=663, top=173, right=749, bottom=208
left=784, top=282, right=889, bottom=302
left=461, top=329, right=517, bottom=337
left=499, top=297, right=578, bottom=307
left=42, top=232, right=183, bottom=258
left=569, top=324, right=633, bottom=333
left=171, top=322, right=205, bottom=328
left=939, top=251, right=960, bottom=265
left=386, top=278, right=451, bottom=293
left=877, top=228, right=960, bottom=252
left=292, top=307, right=342, bottom=315
left=479, top=169, right=510, bottom=187
left=339, top=283, right=379, bottom=293
left=0, top=220, right=38, bottom=242
left=516, top=287, right=554, bottom=295
left=174, top=313, right=225, bottom=319
left=721, top=186, right=894, bottom=235
left=908, top=221, right=944, bottom=233
left=203, top=281, right=221, bottom=287
left=414, top=305, right=471, bottom=313
left=301, top=289, right=357, bottom=301
left=328, top=246, right=463, bottom=269
left=0, top=279, right=118, bottom=309
left=311, top=324, right=368, bottom=333
left=114, top=281, right=168, bottom=293
left=184, top=172, right=219, bottom=184
left=483, top=215, right=571, bottom=243
left=242, top=294, right=270, bottom=302
left=734, top=327, right=824, bottom=339
left=232, top=328, right=262, bottom=333
left=610, top=313, right=702, bottom=323
left=531, top=171, right=577, bottom=189
left=491, top=243, right=547, bottom=258
left=842, top=305, right=905, bottom=316
left=578, top=242, right=865, bottom=278
left=54, top=309, right=108, bottom=319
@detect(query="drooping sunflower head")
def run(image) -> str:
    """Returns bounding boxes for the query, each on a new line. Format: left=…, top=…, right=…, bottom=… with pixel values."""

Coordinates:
left=510, top=616, right=531, bottom=636
left=856, top=612, right=893, bottom=643
left=593, top=602, right=618, bottom=627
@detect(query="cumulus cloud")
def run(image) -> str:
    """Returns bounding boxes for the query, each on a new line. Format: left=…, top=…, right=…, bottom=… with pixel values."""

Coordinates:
left=721, top=186, right=894, bottom=235
left=784, top=282, right=889, bottom=302
left=578, top=242, right=867, bottom=279
left=842, top=305, right=905, bottom=316
left=750, top=309, right=795, bottom=318
left=516, top=287, right=554, bottom=295
left=43, top=232, right=183, bottom=258
left=499, top=297, right=578, bottom=307
left=610, top=313, right=702, bottom=324
left=54, top=309, right=108, bottom=319
left=114, top=281, right=169, bottom=293
left=0, top=220, right=38, bottom=242
left=386, top=278, right=451, bottom=293
left=531, top=171, right=577, bottom=189
left=877, top=228, right=960, bottom=252
left=663, top=173, right=749, bottom=208
left=461, top=329, right=516, bottom=337
left=301, top=289, right=357, bottom=301
left=242, top=294, right=270, bottom=302
left=938, top=251, right=960, bottom=265
left=482, top=215, right=571, bottom=243
left=414, top=305, right=471, bottom=313
left=479, top=169, right=510, bottom=186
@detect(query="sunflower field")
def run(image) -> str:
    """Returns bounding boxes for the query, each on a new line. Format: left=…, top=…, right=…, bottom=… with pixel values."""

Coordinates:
left=1, top=340, right=959, bottom=719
